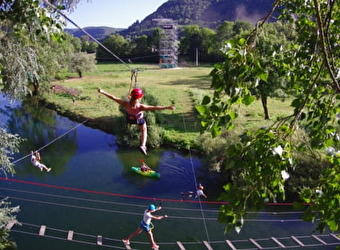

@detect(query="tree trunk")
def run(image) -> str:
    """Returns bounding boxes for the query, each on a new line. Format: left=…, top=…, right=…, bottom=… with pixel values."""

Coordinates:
left=261, top=94, right=270, bottom=120
left=77, top=70, right=82, bottom=78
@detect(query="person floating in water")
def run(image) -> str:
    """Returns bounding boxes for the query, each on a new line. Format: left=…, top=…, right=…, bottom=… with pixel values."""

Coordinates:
left=31, top=151, right=51, bottom=172
left=98, top=88, right=175, bottom=155
left=181, top=183, right=207, bottom=200
left=123, top=204, right=167, bottom=249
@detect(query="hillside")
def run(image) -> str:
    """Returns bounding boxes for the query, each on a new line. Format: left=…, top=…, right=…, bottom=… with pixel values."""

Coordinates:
left=64, top=0, right=276, bottom=40
left=120, top=0, right=276, bottom=37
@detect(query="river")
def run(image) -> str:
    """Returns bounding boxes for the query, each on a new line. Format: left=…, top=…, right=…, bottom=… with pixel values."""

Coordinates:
left=0, top=95, right=338, bottom=250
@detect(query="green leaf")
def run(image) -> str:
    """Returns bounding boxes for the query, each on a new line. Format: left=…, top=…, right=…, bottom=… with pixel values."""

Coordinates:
left=256, top=71, right=268, bottom=82
left=195, top=105, right=207, bottom=115
left=242, top=94, right=254, bottom=106
left=201, top=95, right=211, bottom=105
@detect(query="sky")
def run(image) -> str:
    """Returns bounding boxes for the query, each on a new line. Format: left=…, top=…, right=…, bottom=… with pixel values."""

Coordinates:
left=66, top=0, right=168, bottom=29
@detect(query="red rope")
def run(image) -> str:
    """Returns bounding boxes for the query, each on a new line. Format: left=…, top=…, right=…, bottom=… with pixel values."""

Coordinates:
left=0, top=177, right=305, bottom=206
left=0, top=177, right=228, bottom=205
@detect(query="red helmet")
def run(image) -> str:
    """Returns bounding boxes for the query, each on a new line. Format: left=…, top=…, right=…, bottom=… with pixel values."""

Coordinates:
left=131, top=88, right=143, bottom=99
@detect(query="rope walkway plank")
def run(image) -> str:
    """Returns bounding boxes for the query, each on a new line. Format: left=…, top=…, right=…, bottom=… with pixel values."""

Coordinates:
left=5, top=221, right=340, bottom=249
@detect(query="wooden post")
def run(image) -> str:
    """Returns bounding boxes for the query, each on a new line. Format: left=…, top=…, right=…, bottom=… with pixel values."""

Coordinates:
left=176, top=241, right=186, bottom=250
left=271, top=237, right=286, bottom=248
left=203, top=241, right=213, bottom=250
left=225, top=240, right=237, bottom=250
left=291, top=236, right=305, bottom=246
left=67, top=230, right=74, bottom=241
left=39, top=225, right=46, bottom=236
left=249, top=238, right=263, bottom=249
left=97, top=235, right=102, bottom=246
left=5, top=220, right=16, bottom=230
left=311, top=235, right=327, bottom=245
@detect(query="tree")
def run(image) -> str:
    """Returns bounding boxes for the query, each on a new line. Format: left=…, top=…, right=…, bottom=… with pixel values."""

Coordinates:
left=69, top=52, right=96, bottom=78
left=80, top=35, right=98, bottom=54
left=0, top=0, right=81, bottom=246
left=196, top=0, right=340, bottom=234
left=242, top=22, right=293, bottom=119
left=179, top=25, right=201, bottom=60
left=96, top=34, right=131, bottom=61
left=131, top=35, right=150, bottom=57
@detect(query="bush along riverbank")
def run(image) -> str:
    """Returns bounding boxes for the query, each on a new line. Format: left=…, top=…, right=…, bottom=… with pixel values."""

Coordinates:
left=41, top=97, right=202, bottom=154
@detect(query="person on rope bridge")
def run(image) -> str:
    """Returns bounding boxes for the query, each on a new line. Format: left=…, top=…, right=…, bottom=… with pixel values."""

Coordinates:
left=123, top=204, right=168, bottom=249
left=31, top=151, right=51, bottom=172
left=98, top=88, right=175, bottom=155
left=181, top=183, right=207, bottom=201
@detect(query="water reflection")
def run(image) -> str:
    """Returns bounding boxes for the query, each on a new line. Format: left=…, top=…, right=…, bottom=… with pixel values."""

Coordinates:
left=1, top=97, right=78, bottom=177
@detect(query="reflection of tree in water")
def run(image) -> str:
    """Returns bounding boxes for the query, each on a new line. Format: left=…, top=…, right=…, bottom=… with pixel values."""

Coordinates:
left=3, top=98, right=78, bottom=176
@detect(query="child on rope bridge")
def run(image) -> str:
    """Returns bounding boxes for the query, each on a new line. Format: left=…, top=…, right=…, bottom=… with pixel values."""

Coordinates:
left=123, top=204, right=168, bottom=249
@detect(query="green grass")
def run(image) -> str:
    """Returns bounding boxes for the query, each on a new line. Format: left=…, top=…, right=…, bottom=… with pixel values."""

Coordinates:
left=46, top=63, right=295, bottom=148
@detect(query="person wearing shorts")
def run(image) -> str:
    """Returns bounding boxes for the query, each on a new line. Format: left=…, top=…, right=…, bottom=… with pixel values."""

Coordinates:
left=98, top=88, right=175, bottom=155
left=123, top=204, right=167, bottom=249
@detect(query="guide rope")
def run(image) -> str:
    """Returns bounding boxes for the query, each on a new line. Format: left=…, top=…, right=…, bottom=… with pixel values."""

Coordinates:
left=11, top=118, right=90, bottom=164
left=44, top=1, right=141, bottom=97
left=0, top=187, right=309, bottom=222
left=43, top=0, right=134, bottom=72
left=181, top=112, right=211, bottom=243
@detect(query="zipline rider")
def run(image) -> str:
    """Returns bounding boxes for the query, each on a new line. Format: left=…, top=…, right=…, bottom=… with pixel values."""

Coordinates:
left=98, top=88, right=175, bottom=155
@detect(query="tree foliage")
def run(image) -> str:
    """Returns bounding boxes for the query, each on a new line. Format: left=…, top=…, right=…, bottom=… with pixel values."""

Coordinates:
left=0, top=0, right=82, bottom=246
left=197, top=0, right=340, bottom=234
left=69, top=52, right=96, bottom=78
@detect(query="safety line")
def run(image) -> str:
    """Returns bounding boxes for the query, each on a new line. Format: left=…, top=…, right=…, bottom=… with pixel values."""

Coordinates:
left=0, top=187, right=218, bottom=213
left=2, top=194, right=309, bottom=223
left=0, top=187, right=304, bottom=214
left=11, top=118, right=90, bottom=164
left=0, top=177, right=227, bottom=204
left=0, top=188, right=308, bottom=221
left=0, top=187, right=305, bottom=217
left=181, top=112, right=211, bottom=243
left=43, top=0, right=134, bottom=72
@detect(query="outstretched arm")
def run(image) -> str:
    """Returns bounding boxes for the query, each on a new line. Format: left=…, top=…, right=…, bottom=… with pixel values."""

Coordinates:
left=141, top=104, right=175, bottom=112
left=98, top=88, right=126, bottom=106
left=150, top=207, right=168, bottom=220
left=152, top=215, right=168, bottom=220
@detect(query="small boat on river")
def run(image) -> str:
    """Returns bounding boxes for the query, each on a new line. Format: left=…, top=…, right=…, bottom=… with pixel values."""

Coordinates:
left=132, top=166, right=160, bottom=178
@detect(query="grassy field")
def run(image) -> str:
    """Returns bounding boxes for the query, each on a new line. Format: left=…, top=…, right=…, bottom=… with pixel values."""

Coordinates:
left=45, top=63, right=294, bottom=148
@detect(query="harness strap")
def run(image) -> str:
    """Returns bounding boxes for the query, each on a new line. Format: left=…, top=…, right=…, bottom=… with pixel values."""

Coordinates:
left=128, top=69, right=138, bottom=96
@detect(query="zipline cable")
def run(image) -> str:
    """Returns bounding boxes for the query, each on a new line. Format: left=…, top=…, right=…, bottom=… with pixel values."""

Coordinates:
left=0, top=187, right=306, bottom=217
left=181, top=112, right=211, bottom=243
left=11, top=118, right=90, bottom=164
left=1, top=193, right=308, bottom=222
left=43, top=0, right=134, bottom=72
left=0, top=177, right=226, bottom=204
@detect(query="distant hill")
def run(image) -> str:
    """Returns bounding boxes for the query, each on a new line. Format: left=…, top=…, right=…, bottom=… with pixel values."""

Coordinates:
left=120, top=0, right=276, bottom=38
left=65, top=0, right=277, bottom=40
left=64, top=26, right=123, bottom=40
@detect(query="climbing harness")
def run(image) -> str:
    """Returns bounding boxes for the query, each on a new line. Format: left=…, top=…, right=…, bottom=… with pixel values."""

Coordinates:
left=128, top=70, right=139, bottom=96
